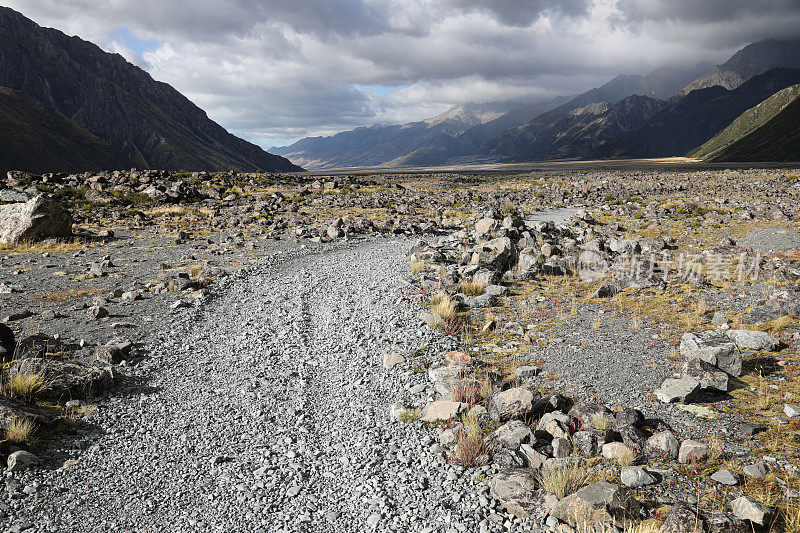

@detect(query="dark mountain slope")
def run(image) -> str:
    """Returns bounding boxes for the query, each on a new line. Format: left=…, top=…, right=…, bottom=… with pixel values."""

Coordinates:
left=593, top=68, right=800, bottom=159
left=679, top=39, right=800, bottom=95
left=0, top=7, right=301, bottom=172
left=697, top=86, right=800, bottom=162
left=483, top=94, right=669, bottom=162
left=0, top=86, right=129, bottom=175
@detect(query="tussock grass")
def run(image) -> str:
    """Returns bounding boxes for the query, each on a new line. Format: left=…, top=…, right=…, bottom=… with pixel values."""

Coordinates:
left=535, top=461, right=589, bottom=499
left=452, top=413, right=488, bottom=467
left=501, top=202, right=516, bottom=215
left=5, top=418, right=34, bottom=444
left=431, top=292, right=456, bottom=320
left=614, top=445, right=638, bottom=467
left=4, top=373, right=45, bottom=402
left=397, top=408, right=421, bottom=423
left=450, top=379, right=481, bottom=405
left=410, top=259, right=425, bottom=274
left=590, top=413, right=614, bottom=430
left=460, top=281, right=485, bottom=296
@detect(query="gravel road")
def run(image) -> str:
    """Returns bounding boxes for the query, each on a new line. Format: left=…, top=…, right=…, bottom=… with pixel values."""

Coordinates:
left=7, top=238, right=513, bottom=533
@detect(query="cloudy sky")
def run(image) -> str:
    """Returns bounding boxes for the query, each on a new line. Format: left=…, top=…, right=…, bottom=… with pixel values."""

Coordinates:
left=5, top=0, right=800, bottom=148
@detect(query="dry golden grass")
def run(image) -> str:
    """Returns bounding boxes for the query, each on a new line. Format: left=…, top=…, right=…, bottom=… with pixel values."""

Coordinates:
left=0, top=239, right=86, bottom=255
left=616, top=445, right=638, bottom=467
left=535, top=461, right=589, bottom=499
left=3, top=373, right=45, bottom=402
left=35, top=286, right=108, bottom=303
left=460, top=281, right=485, bottom=296
left=452, top=412, right=488, bottom=467
left=431, top=292, right=456, bottom=320
left=410, top=259, right=425, bottom=274
left=590, top=413, right=614, bottom=430
left=706, top=436, right=724, bottom=464
left=5, top=418, right=34, bottom=444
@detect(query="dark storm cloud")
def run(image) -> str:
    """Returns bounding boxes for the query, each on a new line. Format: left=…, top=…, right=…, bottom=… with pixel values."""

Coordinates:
left=2, top=0, right=799, bottom=147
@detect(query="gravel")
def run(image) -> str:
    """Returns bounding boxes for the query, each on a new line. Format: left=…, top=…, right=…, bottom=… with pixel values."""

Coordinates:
left=5, top=238, right=529, bottom=533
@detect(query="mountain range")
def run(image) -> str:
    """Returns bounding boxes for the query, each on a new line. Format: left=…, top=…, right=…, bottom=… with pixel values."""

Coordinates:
left=276, top=39, right=800, bottom=168
left=0, top=7, right=301, bottom=175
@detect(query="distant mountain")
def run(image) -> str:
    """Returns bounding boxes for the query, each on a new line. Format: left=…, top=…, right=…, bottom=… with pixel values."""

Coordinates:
left=278, top=63, right=708, bottom=169
left=483, top=94, right=668, bottom=162
left=593, top=68, right=800, bottom=159
left=271, top=101, right=518, bottom=169
left=679, top=39, right=800, bottom=95
left=0, top=86, right=130, bottom=175
left=0, top=7, right=301, bottom=173
left=691, top=84, right=800, bottom=162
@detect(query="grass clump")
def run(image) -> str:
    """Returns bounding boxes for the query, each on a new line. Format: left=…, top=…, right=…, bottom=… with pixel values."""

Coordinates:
left=3, top=373, right=45, bottom=402
left=590, top=413, right=614, bottom=430
left=452, top=413, right=488, bottom=467
left=397, top=408, right=422, bottom=423
left=430, top=291, right=456, bottom=320
left=501, top=202, right=516, bottom=215
left=460, top=281, right=485, bottom=296
left=535, top=461, right=589, bottom=499
left=410, top=259, right=425, bottom=273
left=5, top=418, right=34, bottom=444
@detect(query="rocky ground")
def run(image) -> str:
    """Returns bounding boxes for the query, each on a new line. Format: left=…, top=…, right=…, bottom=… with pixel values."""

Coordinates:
left=1, top=166, right=800, bottom=532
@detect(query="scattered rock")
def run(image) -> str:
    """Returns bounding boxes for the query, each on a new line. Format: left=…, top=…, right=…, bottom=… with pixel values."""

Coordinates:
left=549, top=482, right=641, bottom=528
left=6, top=451, right=39, bottom=472
left=678, top=440, right=709, bottom=464
left=730, top=496, right=771, bottom=526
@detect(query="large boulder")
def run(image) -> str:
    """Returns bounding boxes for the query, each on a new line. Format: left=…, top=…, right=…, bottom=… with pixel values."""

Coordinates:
left=679, top=331, right=742, bottom=376
left=419, top=401, right=468, bottom=423
left=5, top=358, right=114, bottom=401
left=0, top=196, right=72, bottom=244
left=726, top=330, right=780, bottom=352
left=490, top=469, right=556, bottom=519
left=487, top=420, right=534, bottom=450
left=487, top=387, right=538, bottom=422
left=549, top=482, right=641, bottom=528
left=471, top=237, right=513, bottom=271
left=680, top=358, right=729, bottom=392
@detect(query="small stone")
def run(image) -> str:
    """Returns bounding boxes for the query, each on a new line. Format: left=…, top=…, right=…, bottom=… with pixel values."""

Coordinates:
left=382, top=352, right=405, bottom=369
left=601, top=442, right=634, bottom=463
left=710, top=469, right=738, bottom=486
left=420, top=401, right=468, bottom=423
left=87, top=306, right=109, bottom=319
left=731, top=496, right=772, bottom=526
left=784, top=404, right=800, bottom=418
left=620, top=466, right=656, bottom=488
left=742, top=463, right=768, bottom=479
left=654, top=376, right=701, bottom=403
left=645, top=430, right=680, bottom=460
left=678, top=440, right=709, bottom=464
left=6, top=451, right=39, bottom=472
left=661, top=501, right=704, bottom=533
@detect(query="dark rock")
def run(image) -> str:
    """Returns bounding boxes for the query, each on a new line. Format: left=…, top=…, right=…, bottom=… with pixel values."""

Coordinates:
left=661, top=501, right=705, bottom=533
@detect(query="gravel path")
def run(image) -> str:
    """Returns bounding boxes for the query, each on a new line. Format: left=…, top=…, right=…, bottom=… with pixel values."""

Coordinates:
left=740, top=226, right=800, bottom=253
left=9, top=239, right=504, bottom=533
